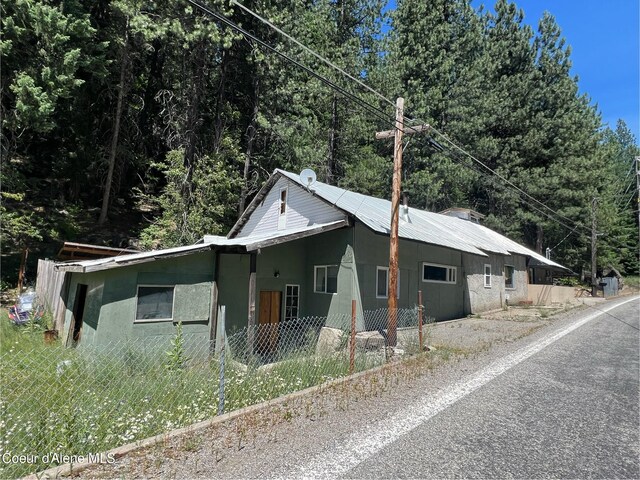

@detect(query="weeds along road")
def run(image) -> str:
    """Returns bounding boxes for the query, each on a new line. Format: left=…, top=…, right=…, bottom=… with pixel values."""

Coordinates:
left=81, top=297, right=640, bottom=479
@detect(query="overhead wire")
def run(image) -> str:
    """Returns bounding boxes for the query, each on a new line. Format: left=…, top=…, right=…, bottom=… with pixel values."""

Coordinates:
left=230, top=0, right=396, bottom=109
left=226, top=0, right=595, bottom=238
left=183, top=0, right=395, bottom=128
left=188, top=0, right=621, bottom=250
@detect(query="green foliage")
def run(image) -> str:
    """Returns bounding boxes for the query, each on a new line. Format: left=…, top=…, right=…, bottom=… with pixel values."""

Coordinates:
left=165, top=321, right=187, bottom=370
left=139, top=145, right=242, bottom=249
left=0, top=0, right=636, bottom=277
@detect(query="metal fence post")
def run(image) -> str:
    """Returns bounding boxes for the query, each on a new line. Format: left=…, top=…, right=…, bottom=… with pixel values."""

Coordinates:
left=349, top=300, right=356, bottom=374
left=217, top=305, right=226, bottom=416
left=418, top=290, right=424, bottom=352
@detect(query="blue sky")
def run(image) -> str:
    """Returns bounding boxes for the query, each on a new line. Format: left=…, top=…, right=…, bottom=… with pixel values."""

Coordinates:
left=385, top=0, right=639, bottom=140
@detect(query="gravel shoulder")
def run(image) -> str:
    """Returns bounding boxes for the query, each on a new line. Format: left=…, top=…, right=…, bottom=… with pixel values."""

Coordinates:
left=65, top=299, right=627, bottom=479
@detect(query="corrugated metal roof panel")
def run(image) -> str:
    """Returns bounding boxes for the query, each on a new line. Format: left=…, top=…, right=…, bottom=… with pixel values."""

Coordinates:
left=276, top=169, right=567, bottom=269
left=56, top=243, right=216, bottom=273
left=57, top=220, right=347, bottom=273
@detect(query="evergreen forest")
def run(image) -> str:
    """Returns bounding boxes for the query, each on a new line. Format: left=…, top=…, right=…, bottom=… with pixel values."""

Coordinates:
left=2, top=0, right=638, bottom=285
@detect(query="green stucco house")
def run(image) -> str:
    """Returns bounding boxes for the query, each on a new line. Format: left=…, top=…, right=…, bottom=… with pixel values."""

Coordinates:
left=55, top=169, right=566, bottom=347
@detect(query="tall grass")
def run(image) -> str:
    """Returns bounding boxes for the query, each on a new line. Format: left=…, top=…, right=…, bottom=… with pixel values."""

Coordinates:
left=0, top=312, right=395, bottom=479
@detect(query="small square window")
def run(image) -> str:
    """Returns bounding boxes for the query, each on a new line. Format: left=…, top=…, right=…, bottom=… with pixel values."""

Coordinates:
left=136, top=285, right=174, bottom=321
left=314, top=265, right=338, bottom=294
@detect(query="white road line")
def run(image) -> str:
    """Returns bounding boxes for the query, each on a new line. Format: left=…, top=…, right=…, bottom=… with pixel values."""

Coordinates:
left=289, top=296, right=639, bottom=480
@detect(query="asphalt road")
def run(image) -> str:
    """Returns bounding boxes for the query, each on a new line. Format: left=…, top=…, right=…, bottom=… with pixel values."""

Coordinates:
left=342, top=298, right=640, bottom=479
left=94, top=298, right=639, bottom=479
left=230, top=297, right=640, bottom=479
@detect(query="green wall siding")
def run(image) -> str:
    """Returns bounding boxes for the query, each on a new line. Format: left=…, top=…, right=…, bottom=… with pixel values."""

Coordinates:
left=66, top=251, right=215, bottom=346
left=216, top=253, right=249, bottom=333
left=217, top=228, right=359, bottom=331
left=353, top=223, right=464, bottom=321
left=63, top=224, right=532, bottom=346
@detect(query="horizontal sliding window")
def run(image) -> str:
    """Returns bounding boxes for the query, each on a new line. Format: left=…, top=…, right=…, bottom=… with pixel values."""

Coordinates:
left=422, top=262, right=457, bottom=285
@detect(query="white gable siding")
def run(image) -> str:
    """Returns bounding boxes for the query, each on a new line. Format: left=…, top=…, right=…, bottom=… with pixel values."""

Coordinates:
left=238, top=177, right=346, bottom=237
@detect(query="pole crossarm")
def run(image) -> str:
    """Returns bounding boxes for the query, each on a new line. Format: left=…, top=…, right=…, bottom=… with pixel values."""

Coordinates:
left=375, top=123, right=430, bottom=140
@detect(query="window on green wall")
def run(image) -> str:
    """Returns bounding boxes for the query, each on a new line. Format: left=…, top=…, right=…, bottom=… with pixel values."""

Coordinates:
left=135, top=285, right=175, bottom=321
left=284, top=284, right=300, bottom=321
left=422, top=262, right=457, bottom=284
left=314, top=265, right=338, bottom=294
left=505, top=265, right=515, bottom=289
left=376, top=266, right=399, bottom=298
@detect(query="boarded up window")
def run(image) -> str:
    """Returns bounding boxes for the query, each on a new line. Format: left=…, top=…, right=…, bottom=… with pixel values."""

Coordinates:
left=174, top=283, right=211, bottom=322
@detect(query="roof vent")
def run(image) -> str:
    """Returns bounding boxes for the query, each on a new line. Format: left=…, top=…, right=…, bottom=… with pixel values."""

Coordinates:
left=438, top=207, right=485, bottom=224
left=401, top=192, right=411, bottom=223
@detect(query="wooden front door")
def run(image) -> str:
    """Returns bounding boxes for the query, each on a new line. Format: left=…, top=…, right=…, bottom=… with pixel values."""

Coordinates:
left=258, top=291, right=281, bottom=355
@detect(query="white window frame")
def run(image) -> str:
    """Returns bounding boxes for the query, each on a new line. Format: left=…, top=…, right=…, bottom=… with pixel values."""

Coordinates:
left=376, top=266, right=400, bottom=299
left=284, top=284, right=300, bottom=321
left=314, top=265, right=338, bottom=294
left=484, top=264, right=492, bottom=288
left=504, top=265, right=515, bottom=289
left=422, top=262, right=457, bottom=285
left=277, top=187, right=288, bottom=230
left=134, top=284, right=175, bottom=323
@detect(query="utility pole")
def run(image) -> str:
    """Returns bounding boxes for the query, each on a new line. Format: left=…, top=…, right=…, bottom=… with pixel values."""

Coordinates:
left=375, top=98, right=429, bottom=347
left=591, top=197, right=598, bottom=297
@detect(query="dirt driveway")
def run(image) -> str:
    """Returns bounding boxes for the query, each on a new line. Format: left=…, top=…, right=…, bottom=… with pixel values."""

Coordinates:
left=427, top=304, right=575, bottom=352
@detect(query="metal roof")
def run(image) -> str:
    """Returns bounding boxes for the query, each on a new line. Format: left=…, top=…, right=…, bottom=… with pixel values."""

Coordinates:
left=276, top=169, right=567, bottom=269
left=56, top=220, right=347, bottom=273
left=56, top=169, right=567, bottom=273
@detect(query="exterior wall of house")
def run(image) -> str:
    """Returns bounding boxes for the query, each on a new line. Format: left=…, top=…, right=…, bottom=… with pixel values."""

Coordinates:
left=237, top=177, right=345, bottom=237
left=301, top=227, right=358, bottom=328
left=216, top=253, right=250, bottom=333
left=352, top=223, right=465, bottom=321
left=507, top=255, right=529, bottom=304
left=218, top=227, right=361, bottom=332
left=63, top=251, right=215, bottom=346
left=62, top=273, right=104, bottom=345
left=462, top=253, right=528, bottom=313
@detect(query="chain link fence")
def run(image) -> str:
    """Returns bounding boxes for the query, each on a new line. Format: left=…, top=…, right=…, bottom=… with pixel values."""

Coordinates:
left=0, top=306, right=430, bottom=479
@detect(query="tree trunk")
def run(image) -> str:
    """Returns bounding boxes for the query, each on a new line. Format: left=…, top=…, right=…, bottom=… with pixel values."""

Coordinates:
left=238, top=76, right=260, bottom=217
left=213, top=50, right=229, bottom=155
left=326, top=94, right=338, bottom=185
left=98, top=21, right=129, bottom=225
left=535, top=224, right=544, bottom=254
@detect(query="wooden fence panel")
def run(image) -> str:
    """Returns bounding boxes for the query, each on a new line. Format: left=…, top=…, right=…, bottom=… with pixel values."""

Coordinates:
left=35, top=259, right=68, bottom=332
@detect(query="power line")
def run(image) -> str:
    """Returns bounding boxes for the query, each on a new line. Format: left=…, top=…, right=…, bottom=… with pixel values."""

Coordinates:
left=225, top=0, right=594, bottom=237
left=183, top=0, right=395, bottom=127
left=231, top=0, right=396, bottom=109
left=187, top=0, right=612, bottom=248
